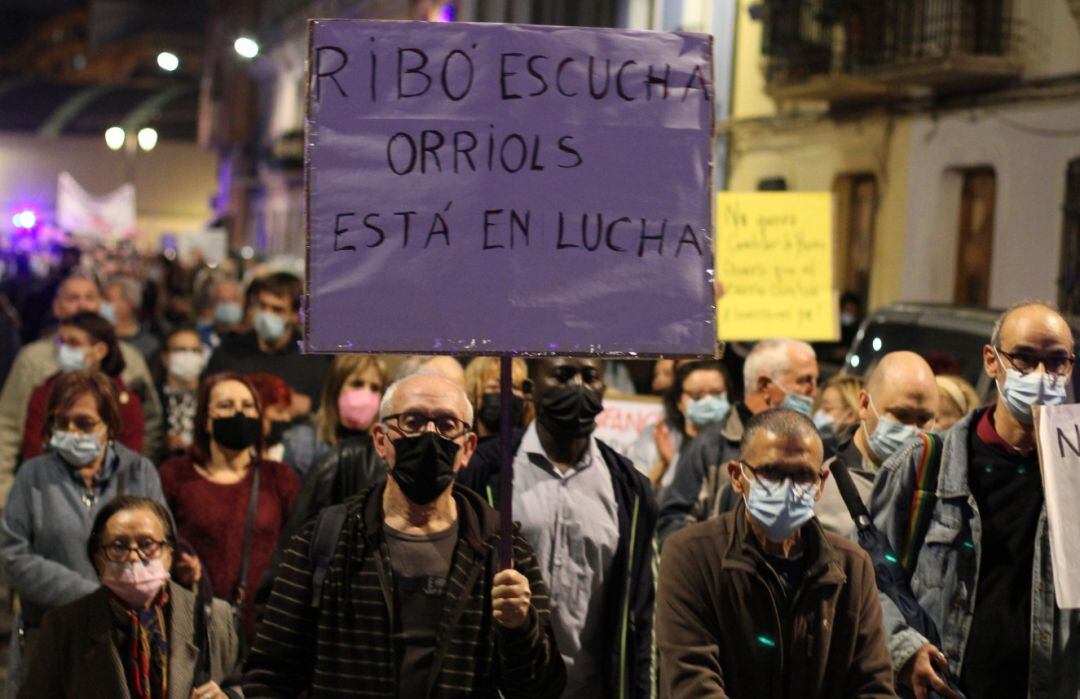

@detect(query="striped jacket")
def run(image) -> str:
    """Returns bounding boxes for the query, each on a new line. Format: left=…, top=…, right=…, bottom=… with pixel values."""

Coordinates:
left=242, top=479, right=566, bottom=698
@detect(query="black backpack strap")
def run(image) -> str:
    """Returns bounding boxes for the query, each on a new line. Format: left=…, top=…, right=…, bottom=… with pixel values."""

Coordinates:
left=235, top=465, right=261, bottom=606
left=308, top=503, right=348, bottom=608
left=828, top=454, right=873, bottom=531
left=193, top=592, right=213, bottom=687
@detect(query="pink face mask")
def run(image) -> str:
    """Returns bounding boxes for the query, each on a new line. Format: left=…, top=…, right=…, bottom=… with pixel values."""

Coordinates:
left=338, top=388, right=380, bottom=430
left=101, top=558, right=170, bottom=608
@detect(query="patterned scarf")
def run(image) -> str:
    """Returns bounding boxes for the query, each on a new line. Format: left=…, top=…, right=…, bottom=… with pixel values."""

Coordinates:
left=109, top=587, right=170, bottom=699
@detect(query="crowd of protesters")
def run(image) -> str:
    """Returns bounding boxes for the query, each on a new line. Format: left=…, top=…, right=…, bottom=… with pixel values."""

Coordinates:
left=0, top=242, right=1074, bottom=698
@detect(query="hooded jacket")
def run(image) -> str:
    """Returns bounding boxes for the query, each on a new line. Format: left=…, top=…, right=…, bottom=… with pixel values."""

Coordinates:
left=458, top=429, right=658, bottom=699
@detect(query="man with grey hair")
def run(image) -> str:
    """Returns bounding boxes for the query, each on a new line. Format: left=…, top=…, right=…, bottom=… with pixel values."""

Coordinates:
left=871, top=301, right=1078, bottom=698
left=658, top=338, right=820, bottom=542
left=395, top=355, right=467, bottom=389
left=103, top=276, right=160, bottom=364
left=0, top=274, right=163, bottom=499
left=246, top=371, right=565, bottom=697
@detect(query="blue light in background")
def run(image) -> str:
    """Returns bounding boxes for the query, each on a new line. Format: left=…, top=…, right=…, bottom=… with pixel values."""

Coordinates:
left=437, top=3, right=456, bottom=22
left=11, top=210, right=36, bottom=230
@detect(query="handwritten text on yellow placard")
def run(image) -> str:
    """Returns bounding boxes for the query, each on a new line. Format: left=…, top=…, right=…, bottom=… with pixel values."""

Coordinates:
left=715, top=192, right=837, bottom=341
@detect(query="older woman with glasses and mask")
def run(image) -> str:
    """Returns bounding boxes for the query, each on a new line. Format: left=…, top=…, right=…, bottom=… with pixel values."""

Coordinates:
left=0, top=370, right=167, bottom=698
left=19, top=496, right=242, bottom=699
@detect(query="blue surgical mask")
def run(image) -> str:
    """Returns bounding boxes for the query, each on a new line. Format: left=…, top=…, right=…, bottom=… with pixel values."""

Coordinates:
left=213, top=301, right=244, bottom=326
left=742, top=465, right=817, bottom=542
left=686, top=394, right=730, bottom=429
left=99, top=302, right=117, bottom=325
left=782, top=390, right=814, bottom=417
left=49, top=430, right=103, bottom=467
left=864, top=397, right=921, bottom=463
left=57, top=344, right=87, bottom=372
left=254, top=311, right=287, bottom=343
left=994, top=349, right=1068, bottom=424
left=813, top=410, right=836, bottom=437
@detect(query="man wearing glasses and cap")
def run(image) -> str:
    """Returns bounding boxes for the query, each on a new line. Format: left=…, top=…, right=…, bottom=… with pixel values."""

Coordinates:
left=871, top=302, right=1079, bottom=699
left=656, top=407, right=894, bottom=698
left=244, top=371, right=565, bottom=698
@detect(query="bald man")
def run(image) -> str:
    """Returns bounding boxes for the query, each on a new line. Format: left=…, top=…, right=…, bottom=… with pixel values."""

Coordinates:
left=396, top=355, right=467, bottom=390
left=245, top=372, right=566, bottom=697
left=815, top=351, right=938, bottom=535
left=657, top=408, right=893, bottom=697
left=870, top=302, right=1078, bottom=699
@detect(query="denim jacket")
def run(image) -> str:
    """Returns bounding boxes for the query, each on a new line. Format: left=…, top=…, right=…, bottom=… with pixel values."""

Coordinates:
left=869, top=412, right=1080, bottom=698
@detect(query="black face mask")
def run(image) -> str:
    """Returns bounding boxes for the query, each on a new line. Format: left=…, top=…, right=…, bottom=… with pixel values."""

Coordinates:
left=212, top=412, right=262, bottom=451
left=477, top=393, right=525, bottom=434
left=390, top=432, right=459, bottom=505
left=537, top=384, right=604, bottom=439
left=337, top=424, right=368, bottom=441
left=267, top=420, right=290, bottom=447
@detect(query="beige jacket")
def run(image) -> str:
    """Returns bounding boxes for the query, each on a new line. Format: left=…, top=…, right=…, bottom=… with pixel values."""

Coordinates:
left=19, top=582, right=242, bottom=699
left=0, top=336, right=163, bottom=502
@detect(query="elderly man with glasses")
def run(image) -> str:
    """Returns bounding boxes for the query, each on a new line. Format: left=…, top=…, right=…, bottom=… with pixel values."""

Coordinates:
left=870, top=301, right=1078, bottom=699
left=244, top=371, right=565, bottom=698
left=656, top=407, right=894, bottom=698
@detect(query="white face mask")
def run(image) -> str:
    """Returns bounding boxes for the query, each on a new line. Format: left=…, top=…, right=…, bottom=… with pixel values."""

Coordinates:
left=57, top=344, right=87, bottom=372
left=168, top=350, right=205, bottom=382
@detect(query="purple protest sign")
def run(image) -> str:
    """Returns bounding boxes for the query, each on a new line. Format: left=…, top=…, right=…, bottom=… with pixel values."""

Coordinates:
left=305, top=20, right=715, bottom=357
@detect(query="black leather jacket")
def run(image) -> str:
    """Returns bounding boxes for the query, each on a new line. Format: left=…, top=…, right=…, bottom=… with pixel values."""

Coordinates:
left=257, top=434, right=385, bottom=603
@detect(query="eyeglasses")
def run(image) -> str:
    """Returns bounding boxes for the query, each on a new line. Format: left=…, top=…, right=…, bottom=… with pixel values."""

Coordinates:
left=996, top=347, right=1075, bottom=377
left=101, top=539, right=172, bottom=562
left=383, top=411, right=470, bottom=440
left=739, top=460, right=820, bottom=497
left=53, top=416, right=103, bottom=433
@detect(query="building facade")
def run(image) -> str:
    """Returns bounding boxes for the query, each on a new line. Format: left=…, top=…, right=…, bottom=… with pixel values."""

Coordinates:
left=727, top=0, right=1080, bottom=314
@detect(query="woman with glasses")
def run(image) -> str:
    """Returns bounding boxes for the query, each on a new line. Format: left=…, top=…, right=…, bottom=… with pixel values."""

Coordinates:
left=0, top=371, right=167, bottom=698
left=20, top=496, right=242, bottom=699
left=158, top=373, right=299, bottom=643
left=22, top=311, right=145, bottom=459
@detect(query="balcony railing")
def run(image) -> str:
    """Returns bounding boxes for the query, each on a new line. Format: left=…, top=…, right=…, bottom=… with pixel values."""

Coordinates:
left=761, top=0, right=1023, bottom=101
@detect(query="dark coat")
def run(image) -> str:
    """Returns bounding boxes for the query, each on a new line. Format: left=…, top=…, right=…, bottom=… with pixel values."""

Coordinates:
left=243, top=480, right=566, bottom=698
left=656, top=503, right=895, bottom=699
left=657, top=403, right=748, bottom=544
left=257, top=434, right=386, bottom=605
left=457, top=430, right=658, bottom=699
left=19, top=581, right=242, bottom=699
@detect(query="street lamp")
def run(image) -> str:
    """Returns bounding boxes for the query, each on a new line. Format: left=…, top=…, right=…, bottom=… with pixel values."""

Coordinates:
left=157, top=51, right=180, bottom=72
left=11, top=210, right=36, bottom=230
left=105, top=126, right=125, bottom=151
left=137, top=127, right=158, bottom=151
left=234, top=36, right=259, bottom=59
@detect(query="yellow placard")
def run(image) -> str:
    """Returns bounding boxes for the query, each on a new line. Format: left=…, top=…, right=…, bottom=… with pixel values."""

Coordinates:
left=715, top=192, right=837, bottom=342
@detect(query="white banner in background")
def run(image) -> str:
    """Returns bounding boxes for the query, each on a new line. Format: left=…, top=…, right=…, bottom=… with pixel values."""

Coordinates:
left=177, top=228, right=228, bottom=265
left=593, top=396, right=665, bottom=465
left=56, top=171, right=136, bottom=238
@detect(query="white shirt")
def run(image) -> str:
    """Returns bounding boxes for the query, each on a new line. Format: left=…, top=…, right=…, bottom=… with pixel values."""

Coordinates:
left=511, top=423, right=620, bottom=697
